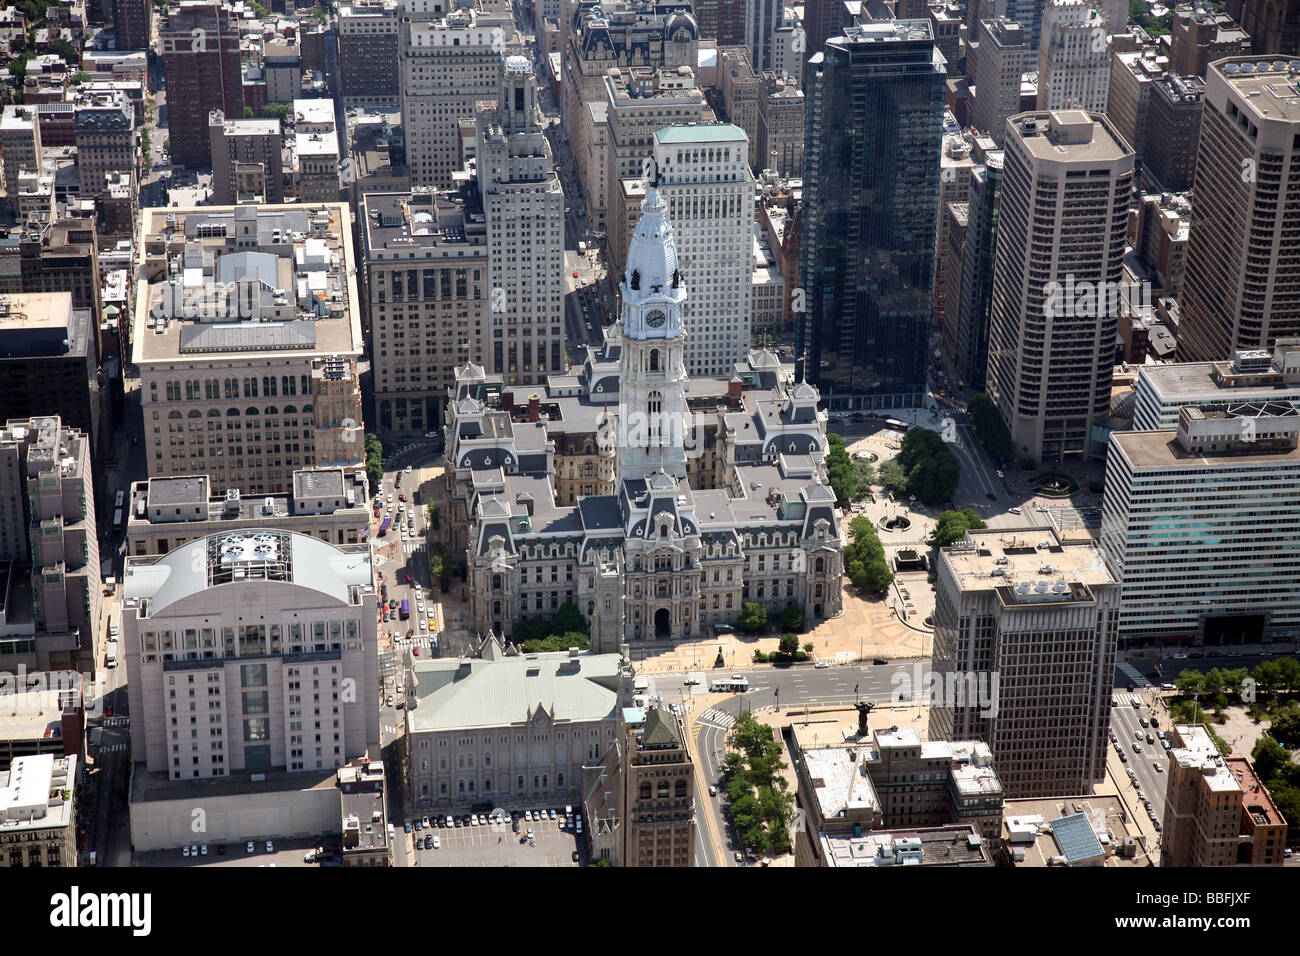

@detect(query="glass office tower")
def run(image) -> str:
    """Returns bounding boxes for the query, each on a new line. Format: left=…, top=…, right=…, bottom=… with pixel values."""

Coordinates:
left=798, top=20, right=946, bottom=409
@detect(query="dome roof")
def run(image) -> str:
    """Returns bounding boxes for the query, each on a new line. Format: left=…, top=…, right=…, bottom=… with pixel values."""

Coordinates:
left=622, top=186, right=680, bottom=295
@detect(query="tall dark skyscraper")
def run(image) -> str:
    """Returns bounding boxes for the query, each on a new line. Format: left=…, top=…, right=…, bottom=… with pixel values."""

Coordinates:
left=798, top=20, right=946, bottom=409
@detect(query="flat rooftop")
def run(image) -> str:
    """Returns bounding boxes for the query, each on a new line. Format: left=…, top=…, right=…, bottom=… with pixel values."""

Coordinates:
left=1170, top=725, right=1241, bottom=793
left=802, top=747, right=881, bottom=820
left=1110, top=427, right=1300, bottom=468
left=1002, top=794, right=1143, bottom=866
left=1225, top=757, right=1285, bottom=827
left=821, top=825, right=991, bottom=867
left=0, top=291, right=73, bottom=328
left=1214, top=57, right=1300, bottom=122
left=943, top=528, right=1116, bottom=594
left=1011, top=110, right=1130, bottom=164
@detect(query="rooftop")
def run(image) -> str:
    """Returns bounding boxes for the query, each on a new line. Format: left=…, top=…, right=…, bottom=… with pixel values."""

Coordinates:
left=407, top=644, right=621, bottom=734
left=132, top=204, right=362, bottom=366
left=654, top=122, right=747, bottom=144
left=1010, top=110, right=1131, bottom=164
left=1213, top=56, right=1300, bottom=123
left=0, top=754, right=76, bottom=832
left=1170, top=725, right=1241, bottom=793
left=820, top=825, right=992, bottom=867
left=1001, top=795, right=1144, bottom=866
left=943, top=528, right=1116, bottom=597
left=122, top=530, right=374, bottom=617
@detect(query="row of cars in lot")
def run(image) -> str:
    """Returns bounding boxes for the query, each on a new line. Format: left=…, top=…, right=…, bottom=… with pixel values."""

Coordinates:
left=181, top=840, right=274, bottom=859
left=407, top=807, right=584, bottom=842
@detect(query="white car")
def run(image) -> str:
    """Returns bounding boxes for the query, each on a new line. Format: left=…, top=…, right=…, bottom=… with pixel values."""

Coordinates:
left=995, top=470, right=1005, bottom=479
left=183, top=845, right=191, bottom=857
left=814, top=661, right=829, bottom=669
left=265, top=840, right=274, bottom=853
left=386, top=493, right=393, bottom=503
left=200, top=844, right=208, bottom=856
left=246, top=841, right=255, bottom=854
left=432, top=836, right=440, bottom=849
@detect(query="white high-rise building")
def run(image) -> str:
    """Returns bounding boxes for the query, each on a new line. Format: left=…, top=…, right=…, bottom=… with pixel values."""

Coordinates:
left=476, top=56, right=566, bottom=384
left=985, top=111, right=1133, bottom=464
left=399, top=0, right=516, bottom=188
left=1037, top=0, right=1111, bottom=112
left=652, top=124, right=754, bottom=377
left=1102, top=403, right=1300, bottom=648
left=121, top=530, right=380, bottom=780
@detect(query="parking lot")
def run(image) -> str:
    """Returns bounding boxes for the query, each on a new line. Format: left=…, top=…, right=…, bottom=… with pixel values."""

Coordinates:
left=409, top=811, right=584, bottom=867
left=138, top=837, right=319, bottom=868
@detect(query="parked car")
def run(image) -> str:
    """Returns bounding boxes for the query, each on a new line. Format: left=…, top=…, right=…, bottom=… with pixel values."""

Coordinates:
left=246, top=841, right=255, bottom=853
left=432, top=836, right=440, bottom=849
left=814, top=661, right=829, bottom=669
left=265, top=840, right=274, bottom=852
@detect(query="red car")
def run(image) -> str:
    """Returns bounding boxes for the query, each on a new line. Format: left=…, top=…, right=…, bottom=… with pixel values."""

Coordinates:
left=373, top=508, right=381, bottom=518
left=403, top=574, right=413, bottom=584
left=399, top=494, right=407, bottom=502
left=572, top=271, right=579, bottom=278
left=413, top=647, right=420, bottom=656
left=104, top=706, right=113, bottom=718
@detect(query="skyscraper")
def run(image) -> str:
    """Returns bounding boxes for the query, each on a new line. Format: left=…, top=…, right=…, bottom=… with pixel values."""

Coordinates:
left=653, top=124, right=754, bottom=377
left=746, top=0, right=783, bottom=73
left=1176, top=56, right=1300, bottom=362
left=985, top=110, right=1132, bottom=464
left=476, top=56, right=566, bottom=384
left=1037, top=0, right=1111, bottom=112
left=160, top=1, right=243, bottom=169
left=931, top=528, right=1119, bottom=798
left=399, top=0, right=516, bottom=188
left=798, top=20, right=945, bottom=410
left=970, top=17, right=1028, bottom=144
left=944, top=138, right=1003, bottom=391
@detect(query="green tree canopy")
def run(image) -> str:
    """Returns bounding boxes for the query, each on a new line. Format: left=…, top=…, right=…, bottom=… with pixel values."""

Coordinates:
left=933, top=508, right=987, bottom=547
left=895, top=428, right=960, bottom=504
left=736, top=601, right=769, bottom=634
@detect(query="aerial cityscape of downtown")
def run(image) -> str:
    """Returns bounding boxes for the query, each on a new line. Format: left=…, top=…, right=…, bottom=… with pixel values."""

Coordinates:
left=3, top=0, right=1300, bottom=906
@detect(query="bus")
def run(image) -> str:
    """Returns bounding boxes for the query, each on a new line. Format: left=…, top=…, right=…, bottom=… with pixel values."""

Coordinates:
left=709, top=675, right=749, bottom=693
left=378, top=516, right=392, bottom=537
left=114, top=490, right=125, bottom=510
left=883, top=418, right=910, bottom=433
left=112, top=508, right=123, bottom=530
left=399, top=599, right=410, bottom=620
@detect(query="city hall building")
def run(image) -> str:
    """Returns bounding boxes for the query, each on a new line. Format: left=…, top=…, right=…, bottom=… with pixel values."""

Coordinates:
left=445, top=181, right=844, bottom=645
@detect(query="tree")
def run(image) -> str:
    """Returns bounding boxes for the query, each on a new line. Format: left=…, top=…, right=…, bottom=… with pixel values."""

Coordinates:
left=857, top=558, right=894, bottom=594
left=1252, top=736, right=1290, bottom=782
left=778, top=633, right=799, bottom=656
left=933, top=508, right=987, bottom=547
left=243, top=106, right=255, bottom=118
left=261, top=102, right=289, bottom=121
left=779, top=604, right=804, bottom=633
left=364, top=433, right=384, bottom=489
left=895, top=428, right=960, bottom=504
left=852, top=457, right=876, bottom=493
left=825, top=433, right=857, bottom=507
left=70, top=71, right=89, bottom=85
left=45, top=38, right=79, bottom=67
left=1268, top=704, right=1300, bottom=749
left=736, top=602, right=769, bottom=634
left=878, top=459, right=908, bottom=496
left=1174, top=670, right=1205, bottom=698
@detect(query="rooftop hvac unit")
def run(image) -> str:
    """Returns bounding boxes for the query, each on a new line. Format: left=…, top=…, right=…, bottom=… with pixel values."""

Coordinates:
left=262, top=497, right=274, bottom=515
left=223, top=488, right=240, bottom=513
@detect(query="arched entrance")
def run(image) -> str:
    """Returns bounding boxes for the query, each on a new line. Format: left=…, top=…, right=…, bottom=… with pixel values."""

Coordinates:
left=654, top=608, right=671, bottom=639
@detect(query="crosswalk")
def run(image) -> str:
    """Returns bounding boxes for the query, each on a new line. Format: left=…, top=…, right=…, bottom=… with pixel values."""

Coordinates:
left=99, top=743, right=127, bottom=753
left=1117, top=662, right=1152, bottom=689
left=103, top=717, right=130, bottom=728
left=698, top=709, right=735, bottom=729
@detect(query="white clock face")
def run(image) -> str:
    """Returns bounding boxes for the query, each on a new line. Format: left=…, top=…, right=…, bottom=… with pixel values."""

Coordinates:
left=645, top=309, right=666, bottom=328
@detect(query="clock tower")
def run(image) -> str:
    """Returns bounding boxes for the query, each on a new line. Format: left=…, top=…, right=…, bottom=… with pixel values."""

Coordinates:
left=616, top=177, right=690, bottom=482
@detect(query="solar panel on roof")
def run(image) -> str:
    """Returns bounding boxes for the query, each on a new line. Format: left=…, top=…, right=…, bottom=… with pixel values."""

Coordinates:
left=1050, top=813, right=1103, bottom=863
